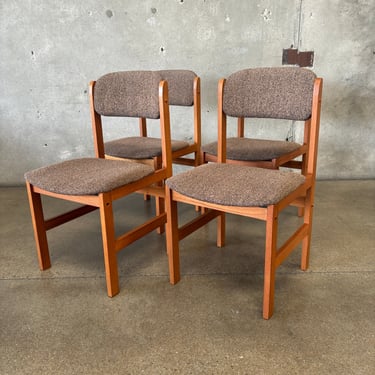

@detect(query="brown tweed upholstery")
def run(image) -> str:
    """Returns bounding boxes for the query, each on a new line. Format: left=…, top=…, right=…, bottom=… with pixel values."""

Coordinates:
left=223, top=67, right=316, bottom=120
left=105, top=136, right=189, bottom=159
left=202, top=137, right=301, bottom=161
left=94, top=71, right=162, bottom=119
left=25, top=158, right=154, bottom=195
left=159, top=70, right=196, bottom=106
left=166, top=163, right=305, bottom=207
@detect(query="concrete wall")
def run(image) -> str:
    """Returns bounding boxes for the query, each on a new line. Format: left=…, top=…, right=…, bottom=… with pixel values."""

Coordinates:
left=1, top=0, right=374, bottom=185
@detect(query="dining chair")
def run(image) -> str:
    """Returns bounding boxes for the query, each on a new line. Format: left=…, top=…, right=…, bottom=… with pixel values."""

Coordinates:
left=165, top=67, right=323, bottom=319
left=201, top=67, right=315, bottom=173
left=91, top=70, right=201, bottom=229
left=25, top=70, right=172, bottom=297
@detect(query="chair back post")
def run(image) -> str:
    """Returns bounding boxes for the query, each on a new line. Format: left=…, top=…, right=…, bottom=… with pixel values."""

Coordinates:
left=139, top=117, right=147, bottom=137
left=159, top=80, right=173, bottom=177
left=306, top=78, right=323, bottom=178
left=237, top=117, right=245, bottom=138
left=193, top=76, right=202, bottom=165
left=89, top=81, right=105, bottom=158
left=218, top=79, right=227, bottom=163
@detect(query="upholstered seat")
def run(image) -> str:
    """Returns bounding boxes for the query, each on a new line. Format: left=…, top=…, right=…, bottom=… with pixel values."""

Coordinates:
left=166, top=163, right=305, bottom=207
left=202, top=138, right=301, bottom=161
left=25, top=158, right=154, bottom=196
left=105, top=137, right=189, bottom=159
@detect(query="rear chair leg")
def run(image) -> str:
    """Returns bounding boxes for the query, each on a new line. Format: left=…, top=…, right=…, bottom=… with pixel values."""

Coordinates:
left=99, top=194, right=119, bottom=297
left=298, top=151, right=308, bottom=217
left=155, top=194, right=165, bottom=234
left=263, top=206, right=278, bottom=320
left=301, top=188, right=313, bottom=271
left=26, top=182, right=51, bottom=270
left=298, top=207, right=304, bottom=217
left=217, top=212, right=226, bottom=248
left=166, top=187, right=180, bottom=284
left=154, top=158, right=165, bottom=234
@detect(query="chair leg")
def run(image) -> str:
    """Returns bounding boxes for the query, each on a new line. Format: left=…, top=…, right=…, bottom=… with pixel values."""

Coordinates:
left=99, top=194, right=119, bottom=297
left=298, top=152, right=308, bottom=217
left=155, top=194, right=165, bottom=234
left=263, top=205, right=278, bottom=320
left=217, top=212, right=226, bottom=248
left=301, top=188, right=313, bottom=271
left=154, top=157, right=165, bottom=234
left=166, top=187, right=180, bottom=284
left=26, top=182, right=51, bottom=270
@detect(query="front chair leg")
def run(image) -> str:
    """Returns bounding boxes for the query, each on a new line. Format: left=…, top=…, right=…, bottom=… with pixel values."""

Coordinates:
left=26, top=182, right=51, bottom=270
left=99, top=194, right=119, bottom=297
left=263, top=205, right=278, bottom=320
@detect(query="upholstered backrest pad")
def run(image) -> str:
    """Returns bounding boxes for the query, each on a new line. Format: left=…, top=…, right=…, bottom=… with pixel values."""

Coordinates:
left=159, top=70, right=196, bottom=106
left=94, top=71, right=162, bottom=119
left=223, top=67, right=316, bottom=120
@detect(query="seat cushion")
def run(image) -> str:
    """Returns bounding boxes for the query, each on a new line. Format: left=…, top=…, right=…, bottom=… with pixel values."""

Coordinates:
left=202, top=138, right=302, bottom=161
left=105, top=136, right=190, bottom=159
left=166, top=163, right=305, bottom=207
left=24, top=158, right=154, bottom=195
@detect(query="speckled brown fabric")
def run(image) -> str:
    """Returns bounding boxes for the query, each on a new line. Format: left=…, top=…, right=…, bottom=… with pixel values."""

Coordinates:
left=94, top=71, right=162, bottom=119
left=202, top=138, right=301, bottom=161
left=159, top=70, right=196, bottom=106
left=25, top=158, right=154, bottom=195
left=223, top=67, right=316, bottom=120
left=166, top=163, right=305, bottom=207
left=105, top=137, right=189, bottom=159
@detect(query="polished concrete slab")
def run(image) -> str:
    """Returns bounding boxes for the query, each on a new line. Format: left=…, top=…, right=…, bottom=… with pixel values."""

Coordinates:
left=1, top=181, right=374, bottom=374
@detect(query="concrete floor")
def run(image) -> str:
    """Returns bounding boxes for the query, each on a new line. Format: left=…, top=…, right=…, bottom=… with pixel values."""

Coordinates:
left=1, top=180, right=374, bottom=374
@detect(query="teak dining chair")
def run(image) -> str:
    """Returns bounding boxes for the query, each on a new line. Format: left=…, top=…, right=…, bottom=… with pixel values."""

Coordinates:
left=201, top=67, right=313, bottom=174
left=165, top=67, right=323, bottom=319
left=25, top=71, right=172, bottom=297
left=99, top=70, right=201, bottom=167
left=91, top=70, right=201, bottom=227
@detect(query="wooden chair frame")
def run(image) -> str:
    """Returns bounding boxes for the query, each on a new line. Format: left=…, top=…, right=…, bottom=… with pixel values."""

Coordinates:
left=166, top=77, right=322, bottom=319
left=26, top=80, right=172, bottom=297
left=93, top=77, right=201, bottom=167
left=91, top=75, right=201, bottom=232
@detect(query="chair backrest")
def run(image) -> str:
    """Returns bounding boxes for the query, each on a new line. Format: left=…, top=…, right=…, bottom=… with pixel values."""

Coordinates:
left=222, top=67, right=316, bottom=121
left=94, top=71, right=163, bottom=119
left=159, top=70, right=197, bottom=106
left=218, top=67, right=323, bottom=176
left=159, top=70, right=201, bottom=162
left=90, top=71, right=172, bottom=172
